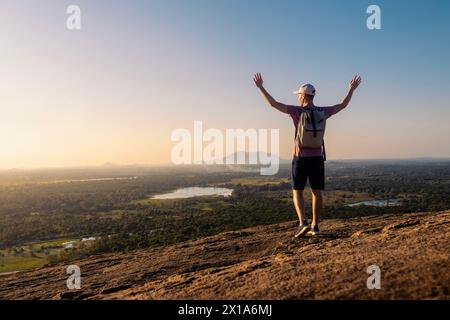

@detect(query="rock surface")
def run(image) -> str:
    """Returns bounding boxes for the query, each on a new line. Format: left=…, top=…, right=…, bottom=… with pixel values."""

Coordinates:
left=0, top=210, right=449, bottom=300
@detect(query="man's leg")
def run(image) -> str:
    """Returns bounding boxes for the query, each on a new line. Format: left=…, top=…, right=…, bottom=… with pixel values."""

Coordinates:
left=291, top=157, right=307, bottom=224
left=311, top=189, right=323, bottom=227
left=292, top=157, right=310, bottom=238
left=293, top=189, right=310, bottom=238
left=293, top=189, right=306, bottom=224
left=309, top=156, right=325, bottom=232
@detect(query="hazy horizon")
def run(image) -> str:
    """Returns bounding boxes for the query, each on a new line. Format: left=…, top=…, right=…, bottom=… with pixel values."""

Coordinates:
left=1, top=0, right=449, bottom=169
left=2, top=155, right=450, bottom=172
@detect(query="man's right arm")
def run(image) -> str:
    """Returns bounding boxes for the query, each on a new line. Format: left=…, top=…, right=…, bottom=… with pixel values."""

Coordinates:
left=253, top=73, right=289, bottom=114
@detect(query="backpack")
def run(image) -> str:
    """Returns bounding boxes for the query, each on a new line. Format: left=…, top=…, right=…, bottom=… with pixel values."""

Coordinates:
left=295, top=107, right=327, bottom=156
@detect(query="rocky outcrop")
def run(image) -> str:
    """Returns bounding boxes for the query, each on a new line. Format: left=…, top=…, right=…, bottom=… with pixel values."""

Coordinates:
left=0, top=210, right=448, bottom=300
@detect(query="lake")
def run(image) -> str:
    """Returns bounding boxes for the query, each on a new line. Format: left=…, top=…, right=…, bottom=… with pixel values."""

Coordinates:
left=346, top=199, right=401, bottom=207
left=152, top=187, right=233, bottom=200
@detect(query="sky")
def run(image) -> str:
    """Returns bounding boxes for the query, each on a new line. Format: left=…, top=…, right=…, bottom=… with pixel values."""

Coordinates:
left=0, top=0, right=449, bottom=169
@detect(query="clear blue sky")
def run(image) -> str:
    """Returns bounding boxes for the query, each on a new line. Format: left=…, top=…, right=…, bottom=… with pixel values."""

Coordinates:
left=0, top=0, right=449, bottom=168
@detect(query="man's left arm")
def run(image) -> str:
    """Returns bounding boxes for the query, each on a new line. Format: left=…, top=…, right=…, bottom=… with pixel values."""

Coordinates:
left=329, top=75, right=362, bottom=115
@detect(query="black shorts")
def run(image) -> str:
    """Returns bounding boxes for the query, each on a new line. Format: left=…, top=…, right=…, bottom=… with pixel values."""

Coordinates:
left=291, top=156, right=325, bottom=190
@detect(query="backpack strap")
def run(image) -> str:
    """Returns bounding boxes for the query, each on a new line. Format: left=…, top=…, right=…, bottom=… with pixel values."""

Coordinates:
left=310, top=109, right=318, bottom=137
left=295, top=108, right=303, bottom=142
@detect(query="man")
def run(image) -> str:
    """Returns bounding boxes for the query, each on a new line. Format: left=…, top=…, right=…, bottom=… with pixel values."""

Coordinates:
left=253, top=73, right=361, bottom=237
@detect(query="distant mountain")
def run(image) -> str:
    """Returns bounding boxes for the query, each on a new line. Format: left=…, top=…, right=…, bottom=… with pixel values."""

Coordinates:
left=217, top=151, right=291, bottom=165
left=102, top=162, right=118, bottom=167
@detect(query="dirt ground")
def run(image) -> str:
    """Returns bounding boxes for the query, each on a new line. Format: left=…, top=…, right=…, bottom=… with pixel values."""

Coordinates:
left=0, top=210, right=448, bottom=300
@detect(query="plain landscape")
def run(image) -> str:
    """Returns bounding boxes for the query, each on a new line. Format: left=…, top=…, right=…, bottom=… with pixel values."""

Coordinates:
left=0, top=159, right=449, bottom=299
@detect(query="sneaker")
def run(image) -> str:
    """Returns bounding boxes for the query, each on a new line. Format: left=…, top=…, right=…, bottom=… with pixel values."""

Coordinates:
left=307, top=225, right=320, bottom=236
left=294, top=223, right=311, bottom=238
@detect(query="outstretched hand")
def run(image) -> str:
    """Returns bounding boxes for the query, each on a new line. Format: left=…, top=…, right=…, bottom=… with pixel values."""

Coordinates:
left=349, top=75, right=362, bottom=91
left=253, top=73, right=264, bottom=89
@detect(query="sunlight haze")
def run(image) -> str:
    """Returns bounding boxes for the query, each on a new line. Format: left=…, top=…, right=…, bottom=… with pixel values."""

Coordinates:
left=1, top=0, right=449, bottom=169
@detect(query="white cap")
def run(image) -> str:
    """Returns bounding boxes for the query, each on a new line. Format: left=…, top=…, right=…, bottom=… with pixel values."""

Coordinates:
left=293, top=83, right=316, bottom=96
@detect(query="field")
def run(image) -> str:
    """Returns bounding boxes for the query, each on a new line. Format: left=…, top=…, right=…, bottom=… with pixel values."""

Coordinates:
left=0, top=238, right=96, bottom=273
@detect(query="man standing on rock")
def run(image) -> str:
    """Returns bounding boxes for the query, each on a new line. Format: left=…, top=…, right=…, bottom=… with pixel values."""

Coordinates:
left=253, top=73, right=361, bottom=237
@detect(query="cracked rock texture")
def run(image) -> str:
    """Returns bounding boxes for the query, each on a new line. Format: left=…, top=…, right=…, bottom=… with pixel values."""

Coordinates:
left=0, top=211, right=448, bottom=300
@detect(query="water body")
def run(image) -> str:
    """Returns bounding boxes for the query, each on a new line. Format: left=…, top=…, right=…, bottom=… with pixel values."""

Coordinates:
left=346, top=199, right=401, bottom=207
left=62, top=237, right=96, bottom=249
left=152, top=187, right=233, bottom=200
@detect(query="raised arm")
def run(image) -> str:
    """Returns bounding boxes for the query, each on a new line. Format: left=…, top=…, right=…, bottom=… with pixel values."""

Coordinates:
left=253, top=73, right=289, bottom=114
left=332, top=75, right=362, bottom=113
